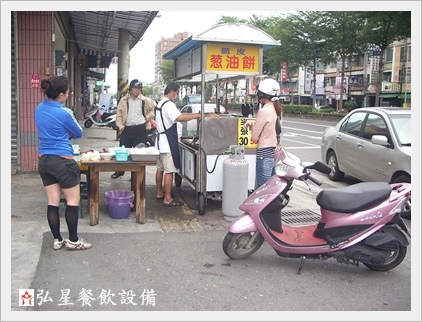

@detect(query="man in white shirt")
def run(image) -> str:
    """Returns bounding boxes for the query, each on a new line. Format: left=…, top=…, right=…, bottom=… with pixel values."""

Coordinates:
left=154, top=82, right=201, bottom=207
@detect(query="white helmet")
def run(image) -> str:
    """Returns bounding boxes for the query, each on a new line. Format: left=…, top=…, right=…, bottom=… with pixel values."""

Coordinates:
left=257, top=78, right=280, bottom=97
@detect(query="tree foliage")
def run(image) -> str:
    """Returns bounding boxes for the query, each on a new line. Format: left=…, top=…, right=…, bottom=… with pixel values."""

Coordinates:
left=158, top=11, right=412, bottom=108
left=160, top=59, right=175, bottom=85
left=359, top=11, right=411, bottom=106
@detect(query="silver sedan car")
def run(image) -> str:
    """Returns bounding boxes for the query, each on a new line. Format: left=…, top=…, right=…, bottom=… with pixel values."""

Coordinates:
left=321, top=107, right=411, bottom=219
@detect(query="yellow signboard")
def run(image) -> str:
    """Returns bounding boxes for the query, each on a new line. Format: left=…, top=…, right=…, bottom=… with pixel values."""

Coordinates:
left=237, top=118, right=257, bottom=149
left=206, top=44, right=260, bottom=73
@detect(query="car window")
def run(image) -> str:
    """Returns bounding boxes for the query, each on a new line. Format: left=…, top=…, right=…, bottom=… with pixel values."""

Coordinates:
left=362, top=113, right=390, bottom=143
left=390, top=114, right=411, bottom=145
left=181, top=106, right=192, bottom=113
left=187, top=96, right=201, bottom=104
left=340, top=112, right=366, bottom=136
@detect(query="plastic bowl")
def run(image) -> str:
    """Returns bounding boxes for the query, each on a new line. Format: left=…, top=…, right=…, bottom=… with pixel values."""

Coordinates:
left=100, top=152, right=114, bottom=160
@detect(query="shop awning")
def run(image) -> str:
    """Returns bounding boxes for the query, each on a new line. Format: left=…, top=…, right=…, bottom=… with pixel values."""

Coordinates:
left=398, top=93, right=411, bottom=99
left=380, top=93, right=399, bottom=98
left=68, top=11, right=159, bottom=68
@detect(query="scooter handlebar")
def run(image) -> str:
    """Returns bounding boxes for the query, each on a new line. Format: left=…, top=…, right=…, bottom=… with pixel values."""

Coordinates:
left=308, top=175, right=322, bottom=186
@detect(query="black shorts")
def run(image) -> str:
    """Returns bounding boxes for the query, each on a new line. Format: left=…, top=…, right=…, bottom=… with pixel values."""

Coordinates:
left=38, top=155, right=80, bottom=189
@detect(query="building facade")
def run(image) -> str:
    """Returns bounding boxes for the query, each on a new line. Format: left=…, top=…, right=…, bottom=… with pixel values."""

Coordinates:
left=153, top=32, right=188, bottom=99
left=10, top=11, right=155, bottom=172
left=280, top=38, right=412, bottom=109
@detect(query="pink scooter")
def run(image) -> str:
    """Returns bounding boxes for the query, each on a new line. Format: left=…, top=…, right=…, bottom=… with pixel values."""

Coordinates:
left=223, top=147, right=411, bottom=274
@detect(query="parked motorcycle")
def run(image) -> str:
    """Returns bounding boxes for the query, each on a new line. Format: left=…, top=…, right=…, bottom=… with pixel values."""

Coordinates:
left=223, top=147, right=411, bottom=274
left=146, top=119, right=157, bottom=147
left=84, top=104, right=117, bottom=130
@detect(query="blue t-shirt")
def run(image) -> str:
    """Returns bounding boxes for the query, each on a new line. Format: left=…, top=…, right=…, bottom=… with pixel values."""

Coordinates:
left=35, top=99, right=83, bottom=157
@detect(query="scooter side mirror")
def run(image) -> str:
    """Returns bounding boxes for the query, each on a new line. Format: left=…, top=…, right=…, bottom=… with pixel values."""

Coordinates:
left=306, top=161, right=331, bottom=174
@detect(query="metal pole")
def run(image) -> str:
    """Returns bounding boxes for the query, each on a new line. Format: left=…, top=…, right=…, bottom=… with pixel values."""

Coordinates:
left=197, top=72, right=206, bottom=194
left=403, top=39, right=409, bottom=108
left=116, top=28, right=130, bottom=140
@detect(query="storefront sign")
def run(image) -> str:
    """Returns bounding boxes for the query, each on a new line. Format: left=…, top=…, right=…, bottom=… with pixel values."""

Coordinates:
left=206, top=44, right=260, bottom=73
left=281, top=88, right=290, bottom=95
left=31, top=74, right=40, bottom=88
left=368, top=84, right=377, bottom=94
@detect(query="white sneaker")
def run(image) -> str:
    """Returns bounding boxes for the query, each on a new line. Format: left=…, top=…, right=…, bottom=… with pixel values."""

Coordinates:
left=64, top=237, right=92, bottom=250
left=53, top=239, right=65, bottom=250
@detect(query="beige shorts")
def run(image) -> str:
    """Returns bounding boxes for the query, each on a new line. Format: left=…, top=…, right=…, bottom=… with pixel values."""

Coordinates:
left=156, top=153, right=178, bottom=173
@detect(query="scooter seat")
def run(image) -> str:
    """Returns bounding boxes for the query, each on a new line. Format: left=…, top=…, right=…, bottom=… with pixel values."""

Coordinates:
left=316, top=182, right=391, bottom=213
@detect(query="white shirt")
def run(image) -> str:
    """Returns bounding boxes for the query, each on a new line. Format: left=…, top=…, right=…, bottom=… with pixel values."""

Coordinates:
left=155, top=98, right=181, bottom=153
left=126, top=96, right=146, bottom=126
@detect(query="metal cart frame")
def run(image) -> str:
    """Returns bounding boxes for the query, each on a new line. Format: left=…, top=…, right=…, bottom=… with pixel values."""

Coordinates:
left=163, top=23, right=280, bottom=215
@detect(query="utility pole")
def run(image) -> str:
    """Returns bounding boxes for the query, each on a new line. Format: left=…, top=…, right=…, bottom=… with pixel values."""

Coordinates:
left=403, top=39, right=409, bottom=108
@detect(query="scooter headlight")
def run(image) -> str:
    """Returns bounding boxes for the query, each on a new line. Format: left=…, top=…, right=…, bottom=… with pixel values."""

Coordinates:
left=245, top=194, right=272, bottom=205
left=275, top=160, right=294, bottom=177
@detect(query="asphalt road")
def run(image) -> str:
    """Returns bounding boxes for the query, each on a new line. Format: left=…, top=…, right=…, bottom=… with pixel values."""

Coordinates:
left=7, top=117, right=416, bottom=320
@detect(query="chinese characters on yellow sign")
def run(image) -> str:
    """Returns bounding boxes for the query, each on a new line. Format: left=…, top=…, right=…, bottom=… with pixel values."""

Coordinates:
left=238, top=118, right=257, bottom=149
left=206, top=44, right=260, bottom=73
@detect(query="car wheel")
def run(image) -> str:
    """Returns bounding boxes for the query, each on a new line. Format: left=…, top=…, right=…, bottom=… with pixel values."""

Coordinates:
left=327, top=151, right=345, bottom=181
left=393, top=175, right=411, bottom=220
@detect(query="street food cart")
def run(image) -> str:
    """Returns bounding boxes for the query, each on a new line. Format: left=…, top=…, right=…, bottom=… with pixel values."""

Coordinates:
left=163, top=23, right=280, bottom=215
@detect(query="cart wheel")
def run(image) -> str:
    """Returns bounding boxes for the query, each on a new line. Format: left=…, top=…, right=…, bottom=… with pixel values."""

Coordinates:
left=175, top=173, right=182, bottom=187
left=198, top=193, right=206, bottom=216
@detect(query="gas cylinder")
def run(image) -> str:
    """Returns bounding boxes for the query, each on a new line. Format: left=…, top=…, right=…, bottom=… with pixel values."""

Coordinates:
left=222, top=146, right=249, bottom=221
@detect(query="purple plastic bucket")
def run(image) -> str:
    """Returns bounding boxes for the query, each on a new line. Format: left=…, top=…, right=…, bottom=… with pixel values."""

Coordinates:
left=104, top=190, right=134, bottom=219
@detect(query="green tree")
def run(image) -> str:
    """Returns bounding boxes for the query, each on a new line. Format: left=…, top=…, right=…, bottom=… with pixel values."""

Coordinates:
left=142, top=85, right=153, bottom=97
left=281, top=12, right=332, bottom=110
left=360, top=11, right=411, bottom=106
left=323, top=11, right=367, bottom=111
left=160, top=59, right=175, bottom=85
left=214, top=16, right=248, bottom=25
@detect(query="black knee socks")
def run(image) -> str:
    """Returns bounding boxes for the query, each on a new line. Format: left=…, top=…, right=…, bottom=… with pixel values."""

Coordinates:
left=47, top=205, right=62, bottom=240
left=65, top=205, right=79, bottom=242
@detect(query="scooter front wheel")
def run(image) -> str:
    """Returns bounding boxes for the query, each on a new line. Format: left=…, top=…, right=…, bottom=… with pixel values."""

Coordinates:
left=84, top=119, right=93, bottom=128
left=110, top=122, right=118, bottom=131
left=223, top=231, right=264, bottom=260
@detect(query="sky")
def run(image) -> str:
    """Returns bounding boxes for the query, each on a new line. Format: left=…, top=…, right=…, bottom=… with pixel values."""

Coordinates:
left=105, top=10, right=280, bottom=93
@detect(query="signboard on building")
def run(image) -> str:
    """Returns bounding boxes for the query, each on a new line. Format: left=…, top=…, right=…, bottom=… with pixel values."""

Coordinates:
left=315, top=74, right=325, bottom=95
left=382, top=82, right=401, bottom=92
left=206, top=44, right=260, bottom=73
left=334, top=76, right=348, bottom=96
left=370, top=58, right=380, bottom=84
left=281, top=61, right=288, bottom=82
left=248, top=76, right=259, bottom=94
left=31, top=74, right=40, bottom=88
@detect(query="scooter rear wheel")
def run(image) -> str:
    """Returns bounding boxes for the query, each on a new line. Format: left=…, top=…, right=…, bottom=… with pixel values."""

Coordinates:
left=362, top=246, right=407, bottom=271
left=223, top=231, right=264, bottom=260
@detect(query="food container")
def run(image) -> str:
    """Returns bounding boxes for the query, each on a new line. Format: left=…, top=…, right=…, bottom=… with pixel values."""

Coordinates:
left=115, top=148, right=129, bottom=162
left=129, top=147, right=159, bottom=162
left=100, top=152, right=114, bottom=160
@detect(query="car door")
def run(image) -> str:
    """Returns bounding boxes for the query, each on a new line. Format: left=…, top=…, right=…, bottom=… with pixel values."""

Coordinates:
left=335, top=111, right=367, bottom=176
left=354, top=112, right=391, bottom=182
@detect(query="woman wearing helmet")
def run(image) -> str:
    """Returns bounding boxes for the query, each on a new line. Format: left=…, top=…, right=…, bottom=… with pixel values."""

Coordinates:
left=244, top=78, right=283, bottom=188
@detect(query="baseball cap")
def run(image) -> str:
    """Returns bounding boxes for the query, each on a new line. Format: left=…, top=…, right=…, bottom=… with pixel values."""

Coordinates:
left=129, top=79, right=142, bottom=89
